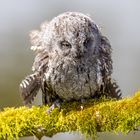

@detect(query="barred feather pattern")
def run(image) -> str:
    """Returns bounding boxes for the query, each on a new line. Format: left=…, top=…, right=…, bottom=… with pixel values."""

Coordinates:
left=19, top=73, right=41, bottom=104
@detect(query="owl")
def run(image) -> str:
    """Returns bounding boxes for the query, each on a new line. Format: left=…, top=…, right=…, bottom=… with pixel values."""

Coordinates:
left=20, top=12, right=121, bottom=109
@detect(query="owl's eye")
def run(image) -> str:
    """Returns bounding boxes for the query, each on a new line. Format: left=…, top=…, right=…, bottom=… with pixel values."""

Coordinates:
left=83, top=38, right=93, bottom=48
left=60, top=41, right=72, bottom=49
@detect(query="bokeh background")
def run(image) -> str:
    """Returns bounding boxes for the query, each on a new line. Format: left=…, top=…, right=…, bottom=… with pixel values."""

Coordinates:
left=0, top=0, right=140, bottom=139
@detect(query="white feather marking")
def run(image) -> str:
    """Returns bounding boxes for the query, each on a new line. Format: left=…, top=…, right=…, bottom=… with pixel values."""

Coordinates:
left=20, top=83, right=23, bottom=88
left=24, top=80, right=29, bottom=86
left=32, top=66, right=35, bottom=71
left=31, top=45, right=43, bottom=52
left=22, top=81, right=27, bottom=88
left=31, top=46, right=37, bottom=51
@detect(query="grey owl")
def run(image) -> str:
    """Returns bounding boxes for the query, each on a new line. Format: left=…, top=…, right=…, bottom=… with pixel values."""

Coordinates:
left=20, top=12, right=121, bottom=107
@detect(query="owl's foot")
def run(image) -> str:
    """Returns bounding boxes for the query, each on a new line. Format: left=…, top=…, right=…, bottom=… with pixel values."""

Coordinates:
left=47, top=99, right=61, bottom=114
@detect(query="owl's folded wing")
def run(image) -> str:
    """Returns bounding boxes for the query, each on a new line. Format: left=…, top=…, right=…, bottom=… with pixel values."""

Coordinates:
left=98, top=36, right=113, bottom=77
left=20, top=49, right=49, bottom=105
left=97, top=36, right=121, bottom=99
left=19, top=73, right=41, bottom=105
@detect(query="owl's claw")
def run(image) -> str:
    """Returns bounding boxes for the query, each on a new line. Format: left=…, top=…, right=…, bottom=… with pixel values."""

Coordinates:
left=47, top=100, right=61, bottom=114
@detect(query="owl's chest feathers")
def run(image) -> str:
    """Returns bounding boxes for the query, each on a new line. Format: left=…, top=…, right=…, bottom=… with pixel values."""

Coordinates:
left=44, top=57, right=100, bottom=100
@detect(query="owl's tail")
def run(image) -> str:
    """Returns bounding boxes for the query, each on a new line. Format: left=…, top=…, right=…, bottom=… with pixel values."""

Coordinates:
left=19, top=72, right=41, bottom=105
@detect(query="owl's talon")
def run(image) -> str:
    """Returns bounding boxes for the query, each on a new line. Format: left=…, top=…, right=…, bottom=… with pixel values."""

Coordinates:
left=47, top=100, right=61, bottom=114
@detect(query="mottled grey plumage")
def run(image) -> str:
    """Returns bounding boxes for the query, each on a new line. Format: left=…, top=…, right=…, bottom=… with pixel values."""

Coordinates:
left=20, top=12, right=121, bottom=106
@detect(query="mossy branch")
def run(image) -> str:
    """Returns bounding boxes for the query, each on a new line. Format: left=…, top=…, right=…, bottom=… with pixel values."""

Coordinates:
left=1, top=91, right=140, bottom=140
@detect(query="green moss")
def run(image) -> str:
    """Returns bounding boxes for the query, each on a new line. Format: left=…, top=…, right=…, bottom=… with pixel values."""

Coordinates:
left=0, top=91, right=140, bottom=140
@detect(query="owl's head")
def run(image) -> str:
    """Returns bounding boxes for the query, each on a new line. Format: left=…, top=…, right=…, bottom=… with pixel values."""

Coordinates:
left=30, top=12, right=102, bottom=59
left=48, top=12, right=101, bottom=59
left=30, top=12, right=112, bottom=77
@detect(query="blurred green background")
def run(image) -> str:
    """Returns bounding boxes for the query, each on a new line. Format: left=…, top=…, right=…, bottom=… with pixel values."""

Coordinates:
left=0, top=0, right=140, bottom=139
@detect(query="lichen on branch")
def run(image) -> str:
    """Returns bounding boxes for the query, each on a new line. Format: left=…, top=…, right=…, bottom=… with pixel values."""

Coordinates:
left=0, top=91, right=140, bottom=140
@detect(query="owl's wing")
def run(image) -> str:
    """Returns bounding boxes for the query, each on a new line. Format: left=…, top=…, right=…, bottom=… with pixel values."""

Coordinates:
left=20, top=50, right=49, bottom=105
left=19, top=73, right=41, bottom=105
left=97, top=36, right=121, bottom=99
left=98, top=36, right=113, bottom=77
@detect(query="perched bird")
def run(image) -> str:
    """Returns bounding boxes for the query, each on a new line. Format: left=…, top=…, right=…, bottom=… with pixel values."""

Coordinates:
left=20, top=12, right=121, bottom=109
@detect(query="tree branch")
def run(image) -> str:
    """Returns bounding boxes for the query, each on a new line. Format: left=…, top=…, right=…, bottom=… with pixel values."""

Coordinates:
left=0, top=91, right=140, bottom=140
